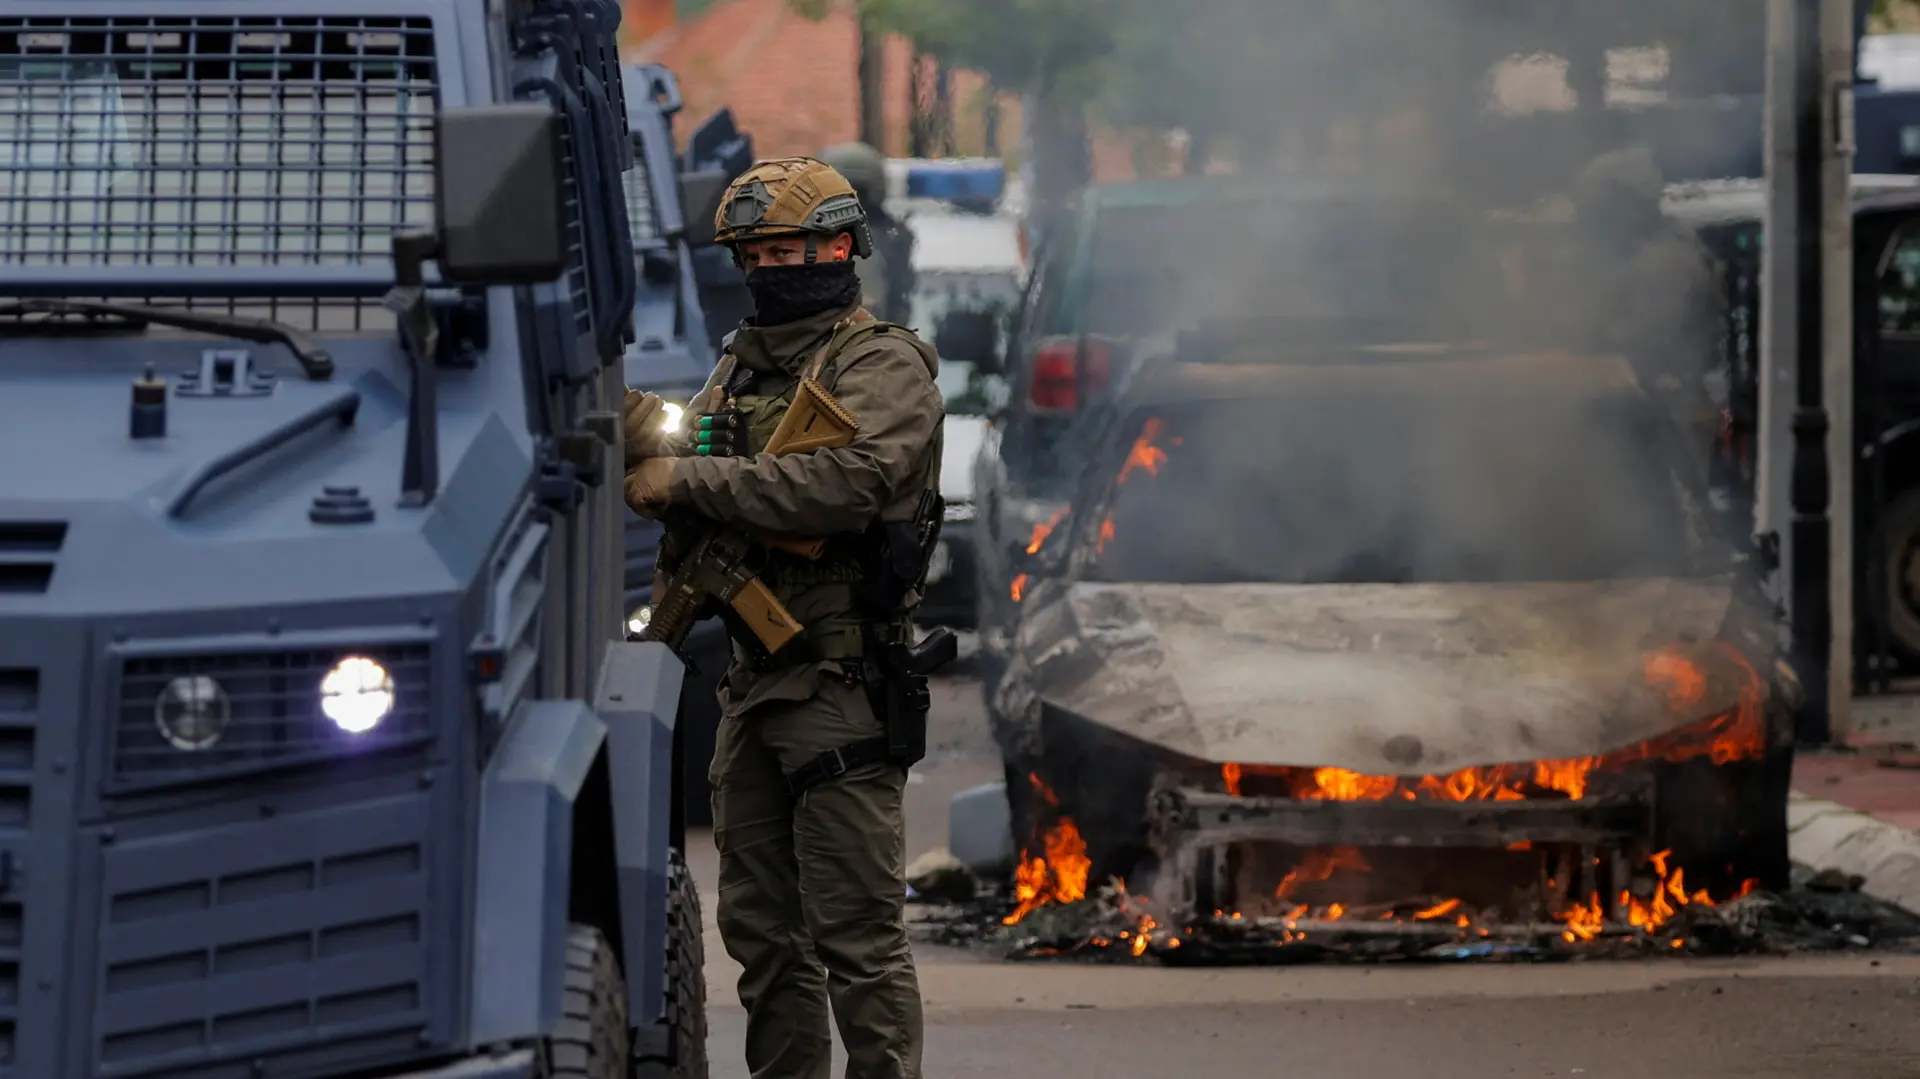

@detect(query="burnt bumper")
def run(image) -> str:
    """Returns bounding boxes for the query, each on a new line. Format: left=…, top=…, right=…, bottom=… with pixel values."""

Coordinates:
left=1151, top=789, right=1653, bottom=850
left=1146, top=785, right=1657, bottom=921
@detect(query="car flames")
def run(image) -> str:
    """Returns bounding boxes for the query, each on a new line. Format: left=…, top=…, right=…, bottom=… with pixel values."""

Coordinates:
left=1002, top=640, right=1770, bottom=954
left=994, top=411, right=1776, bottom=957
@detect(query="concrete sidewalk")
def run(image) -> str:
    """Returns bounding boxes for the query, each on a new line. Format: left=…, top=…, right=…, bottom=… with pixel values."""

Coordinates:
left=1789, top=749, right=1920, bottom=913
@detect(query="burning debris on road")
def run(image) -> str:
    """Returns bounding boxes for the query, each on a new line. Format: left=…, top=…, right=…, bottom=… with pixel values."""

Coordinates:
left=914, top=824, right=1920, bottom=964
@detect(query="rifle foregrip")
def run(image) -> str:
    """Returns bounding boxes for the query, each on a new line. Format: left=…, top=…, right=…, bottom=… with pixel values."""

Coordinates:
left=641, top=581, right=705, bottom=651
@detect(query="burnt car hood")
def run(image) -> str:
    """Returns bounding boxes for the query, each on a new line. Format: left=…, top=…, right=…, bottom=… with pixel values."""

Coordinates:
left=1015, top=577, right=1759, bottom=774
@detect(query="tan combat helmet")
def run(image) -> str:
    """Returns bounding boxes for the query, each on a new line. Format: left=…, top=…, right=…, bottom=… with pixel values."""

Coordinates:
left=713, top=157, right=874, bottom=261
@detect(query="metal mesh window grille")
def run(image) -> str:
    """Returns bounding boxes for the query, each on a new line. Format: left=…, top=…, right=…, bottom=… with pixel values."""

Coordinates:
left=623, top=156, right=658, bottom=245
left=0, top=16, right=438, bottom=272
left=115, top=643, right=432, bottom=791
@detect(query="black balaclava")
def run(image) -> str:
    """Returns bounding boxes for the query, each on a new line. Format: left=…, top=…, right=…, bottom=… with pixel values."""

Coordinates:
left=745, top=260, right=862, bottom=326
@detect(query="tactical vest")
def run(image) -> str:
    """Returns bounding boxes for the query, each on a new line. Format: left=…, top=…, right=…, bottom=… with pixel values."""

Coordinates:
left=707, top=313, right=941, bottom=667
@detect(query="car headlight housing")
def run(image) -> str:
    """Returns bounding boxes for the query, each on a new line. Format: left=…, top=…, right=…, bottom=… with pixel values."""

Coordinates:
left=116, top=644, right=431, bottom=789
left=155, top=675, right=231, bottom=751
left=320, top=655, right=396, bottom=734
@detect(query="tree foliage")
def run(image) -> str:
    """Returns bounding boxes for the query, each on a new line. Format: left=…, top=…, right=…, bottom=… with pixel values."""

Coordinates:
left=793, top=0, right=1768, bottom=138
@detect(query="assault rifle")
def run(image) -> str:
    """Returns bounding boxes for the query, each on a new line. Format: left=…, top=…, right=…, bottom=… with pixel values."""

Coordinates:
left=640, top=376, right=857, bottom=654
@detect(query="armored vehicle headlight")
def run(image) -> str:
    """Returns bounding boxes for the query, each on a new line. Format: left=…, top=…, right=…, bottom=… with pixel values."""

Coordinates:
left=320, top=656, right=395, bottom=734
left=627, top=605, right=653, bottom=636
left=155, top=675, right=231, bottom=751
left=660, top=403, right=685, bottom=434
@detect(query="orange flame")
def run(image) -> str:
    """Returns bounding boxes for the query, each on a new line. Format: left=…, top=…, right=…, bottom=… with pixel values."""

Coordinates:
left=1222, top=762, right=1243, bottom=796
left=1026, top=508, right=1069, bottom=555
left=1003, top=775, right=1092, bottom=925
left=1232, top=645, right=1765, bottom=807
left=1010, top=573, right=1029, bottom=603
left=1117, top=417, right=1179, bottom=484
left=1275, top=846, right=1371, bottom=900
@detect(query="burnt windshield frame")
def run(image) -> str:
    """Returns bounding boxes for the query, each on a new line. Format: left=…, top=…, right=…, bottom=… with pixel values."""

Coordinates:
left=1068, top=394, right=1737, bottom=588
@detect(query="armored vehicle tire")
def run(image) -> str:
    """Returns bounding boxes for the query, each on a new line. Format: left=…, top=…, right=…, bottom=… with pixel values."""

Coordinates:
left=635, top=851, right=709, bottom=1079
left=552, top=925, right=629, bottom=1079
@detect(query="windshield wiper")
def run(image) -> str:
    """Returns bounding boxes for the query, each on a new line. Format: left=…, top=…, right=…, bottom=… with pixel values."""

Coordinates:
left=0, top=299, right=334, bottom=380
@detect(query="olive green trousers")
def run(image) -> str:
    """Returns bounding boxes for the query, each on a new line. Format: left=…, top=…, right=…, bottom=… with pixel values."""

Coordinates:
left=710, top=672, right=924, bottom=1079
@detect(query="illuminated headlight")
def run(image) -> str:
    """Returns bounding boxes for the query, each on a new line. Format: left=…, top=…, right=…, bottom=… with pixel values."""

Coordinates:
left=660, top=403, right=685, bottom=434
left=155, top=675, right=231, bottom=751
left=627, top=605, right=653, bottom=636
left=320, top=656, right=395, bottom=735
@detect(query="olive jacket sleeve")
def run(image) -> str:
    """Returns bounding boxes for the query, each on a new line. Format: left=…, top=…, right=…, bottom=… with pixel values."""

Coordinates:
left=667, top=336, right=943, bottom=535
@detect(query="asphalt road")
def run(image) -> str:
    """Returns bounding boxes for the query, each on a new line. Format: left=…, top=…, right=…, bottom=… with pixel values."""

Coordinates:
left=683, top=670, right=1920, bottom=1079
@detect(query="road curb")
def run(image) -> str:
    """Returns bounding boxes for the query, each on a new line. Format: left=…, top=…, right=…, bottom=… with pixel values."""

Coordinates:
left=1787, top=792, right=1920, bottom=914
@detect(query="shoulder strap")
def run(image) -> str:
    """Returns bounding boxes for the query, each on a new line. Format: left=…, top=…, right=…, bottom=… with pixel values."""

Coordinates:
left=801, top=309, right=921, bottom=389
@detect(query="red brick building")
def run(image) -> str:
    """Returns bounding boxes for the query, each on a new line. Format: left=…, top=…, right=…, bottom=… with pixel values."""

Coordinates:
left=619, top=0, right=1017, bottom=160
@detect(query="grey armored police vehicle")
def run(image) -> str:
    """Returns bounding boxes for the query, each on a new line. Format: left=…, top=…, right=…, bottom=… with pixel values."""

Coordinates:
left=0, top=4, right=705, bottom=1078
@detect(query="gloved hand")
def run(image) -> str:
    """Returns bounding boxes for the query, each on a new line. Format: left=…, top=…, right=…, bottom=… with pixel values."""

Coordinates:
left=622, top=389, right=678, bottom=468
left=624, top=457, right=677, bottom=519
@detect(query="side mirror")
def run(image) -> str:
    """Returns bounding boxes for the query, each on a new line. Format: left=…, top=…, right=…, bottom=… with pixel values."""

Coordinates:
left=435, top=104, right=568, bottom=285
left=385, top=104, right=566, bottom=511
left=934, top=309, right=1004, bottom=374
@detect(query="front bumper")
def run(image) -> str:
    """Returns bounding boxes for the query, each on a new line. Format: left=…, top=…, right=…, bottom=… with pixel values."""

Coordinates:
left=1146, top=783, right=1658, bottom=922
left=919, top=516, right=977, bottom=627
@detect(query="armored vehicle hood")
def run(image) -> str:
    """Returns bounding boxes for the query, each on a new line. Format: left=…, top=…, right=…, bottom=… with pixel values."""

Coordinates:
left=0, top=339, right=533, bottom=616
left=1014, top=576, right=1761, bottom=774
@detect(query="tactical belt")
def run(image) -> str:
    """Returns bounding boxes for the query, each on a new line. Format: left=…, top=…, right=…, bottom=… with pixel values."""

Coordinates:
left=785, top=736, right=894, bottom=799
left=734, top=622, right=868, bottom=671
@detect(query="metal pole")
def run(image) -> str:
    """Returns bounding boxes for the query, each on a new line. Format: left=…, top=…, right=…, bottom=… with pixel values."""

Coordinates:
left=1761, top=0, right=1835, bottom=744
left=1824, top=0, right=1858, bottom=738
left=1758, top=0, right=1800, bottom=590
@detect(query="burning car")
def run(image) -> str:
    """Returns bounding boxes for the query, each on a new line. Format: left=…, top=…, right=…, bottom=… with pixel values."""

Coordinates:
left=987, top=339, right=1797, bottom=948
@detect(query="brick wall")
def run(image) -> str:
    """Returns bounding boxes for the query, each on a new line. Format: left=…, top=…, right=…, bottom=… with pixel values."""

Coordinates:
left=626, top=0, right=1021, bottom=159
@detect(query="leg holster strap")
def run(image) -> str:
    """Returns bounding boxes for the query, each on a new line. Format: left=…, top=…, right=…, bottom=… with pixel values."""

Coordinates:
left=784, top=736, right=893, bottom=799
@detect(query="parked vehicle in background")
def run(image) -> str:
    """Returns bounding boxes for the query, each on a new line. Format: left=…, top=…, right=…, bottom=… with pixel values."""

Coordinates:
left=1657, top=176, right=1920, bottom=691
left=892, top=160, right=1023, bottom=627
left=616, top=63, right=742, bottom=829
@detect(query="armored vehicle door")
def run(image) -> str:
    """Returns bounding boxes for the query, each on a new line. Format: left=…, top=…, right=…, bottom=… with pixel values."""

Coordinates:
left=513, top=3, right=639, bottom=702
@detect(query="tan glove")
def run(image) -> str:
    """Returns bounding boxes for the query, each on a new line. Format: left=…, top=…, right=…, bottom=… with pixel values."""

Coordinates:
left=624, top=457, right=676, bottom=520
left=621, top=389, right=678, bottom=468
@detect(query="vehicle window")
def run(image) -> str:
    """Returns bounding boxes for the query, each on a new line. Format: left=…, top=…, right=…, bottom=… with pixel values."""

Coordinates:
left=913, top=271, right=1018, bottom=416
left=1025, top=240, right=1070, bottom=341
left=1085, top=386, right=1701, bottom=586
left=1880, top=222, right=1920, bottom=334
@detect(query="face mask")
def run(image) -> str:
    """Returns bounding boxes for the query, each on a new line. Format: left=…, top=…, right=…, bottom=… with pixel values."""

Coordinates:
left=745, top=260, right=862, bottom=326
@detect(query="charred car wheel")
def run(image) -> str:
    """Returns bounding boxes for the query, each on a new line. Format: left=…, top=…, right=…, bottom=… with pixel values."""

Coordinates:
left=550, top=925, right=629, bottom=1079
left=636, top=852, right=709, bottom=1079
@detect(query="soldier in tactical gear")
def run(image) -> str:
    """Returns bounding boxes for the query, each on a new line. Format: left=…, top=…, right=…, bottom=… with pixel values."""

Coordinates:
left=621, top=156, right=943, bottom=1079
left=821, top=142, right=916, bottom=322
